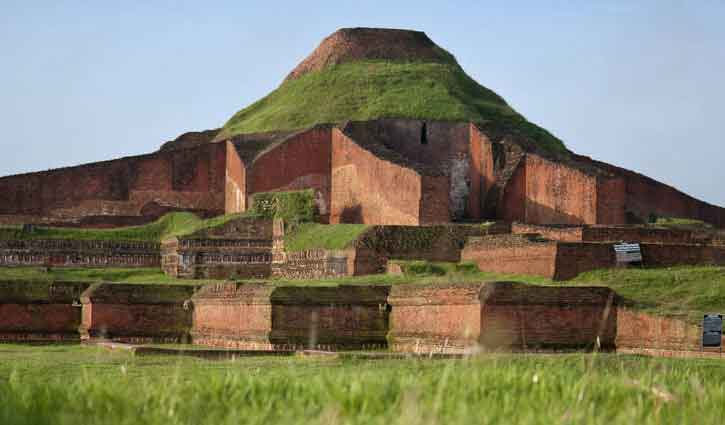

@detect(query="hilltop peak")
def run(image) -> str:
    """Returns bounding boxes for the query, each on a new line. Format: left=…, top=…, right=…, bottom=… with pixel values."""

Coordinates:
left=285, top=27, right=456, bottom=81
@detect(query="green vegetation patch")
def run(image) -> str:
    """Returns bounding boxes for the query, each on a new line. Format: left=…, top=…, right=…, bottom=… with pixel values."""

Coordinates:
left=218, top=60, right=567, bottom=156
left=390, top=260, right=481, bottom=276
left=652, top=217, right=714, bottom=230
left=564, top=266, right=725, bottom=322
left=0, top=212, right=260, bottom=243
left=2, top=344, right=725, bottom=424
left=284, top=223, right=370, bottom=252
left=0, top=267, right=219, bottom=286
left=250, top=190, right=316, bottom=229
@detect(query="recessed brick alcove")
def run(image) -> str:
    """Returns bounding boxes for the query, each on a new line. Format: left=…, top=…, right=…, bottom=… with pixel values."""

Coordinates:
left=190, top=283, right=390, bottom=350
left=0, top=280, right=89, bottom=342
left=79, top=283, right=197, bottom=344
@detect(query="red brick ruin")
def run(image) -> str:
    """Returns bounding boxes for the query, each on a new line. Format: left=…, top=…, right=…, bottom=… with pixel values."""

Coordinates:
left=1, top=119, right=723, bottom=228
left=1, top=27, right=724, bottom=357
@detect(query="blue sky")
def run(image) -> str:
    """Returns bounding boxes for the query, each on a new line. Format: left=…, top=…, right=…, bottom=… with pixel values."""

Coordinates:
left=1, top=1, right=723, bottom=205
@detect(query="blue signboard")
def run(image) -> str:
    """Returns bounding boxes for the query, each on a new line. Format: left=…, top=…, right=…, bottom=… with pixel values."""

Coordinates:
left=702, top=314, right=723, bottom=348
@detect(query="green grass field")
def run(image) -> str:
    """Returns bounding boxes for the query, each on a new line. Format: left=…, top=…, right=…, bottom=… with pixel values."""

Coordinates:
left=0, top=344, right=723, bottom=425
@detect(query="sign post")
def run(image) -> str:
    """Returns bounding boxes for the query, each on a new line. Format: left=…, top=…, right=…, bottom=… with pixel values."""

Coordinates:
left=702, top=314, right=723, bottom=354
left=613, top=243, right=642, bottom=265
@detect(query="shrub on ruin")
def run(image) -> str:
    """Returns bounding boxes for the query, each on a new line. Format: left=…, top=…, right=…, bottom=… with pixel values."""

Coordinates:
left=250, top=190, right=317, bottom=230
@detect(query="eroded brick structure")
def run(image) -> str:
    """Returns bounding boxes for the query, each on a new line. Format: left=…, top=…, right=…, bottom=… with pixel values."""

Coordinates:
left=80, top=283, right=196, bottom=344
left=0, top=239, right=160, bottom=268
left=3, top=118, right=722, bottom=228
left=0, top=281, right=88, bottom=342
left=190, top=283, right=390, bottom=350
left=461, top=234, right=725, bottom=281
left=161, top=217, right=274, bottom=279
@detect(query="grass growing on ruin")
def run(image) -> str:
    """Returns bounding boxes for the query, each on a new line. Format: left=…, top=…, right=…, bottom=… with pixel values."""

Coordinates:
left=565, top=266, right=725, bottom=323
left=218, top=60, right=567, bottom=157
left=0, top=267, right=217, bottom=285
left=1, top=344, right=725, bottom=425
left=284, top=223, right=370, bottom=252
left=0, top=212, right=255, bottom=243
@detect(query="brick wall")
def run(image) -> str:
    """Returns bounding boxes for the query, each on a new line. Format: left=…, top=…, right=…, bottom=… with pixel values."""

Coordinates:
left=247, top=127, right=332, bottom=217
left=0, top=239, right=160, bottom=268
left=512, top=223, right=585, bottom=242
left=615, top=308, right=701, bottom=351
left=0, top=142, right=231, bottom=226
left=191, top=283, right=390, bottom=350
left=271, top=249, right=351, bottom=280
left=190, top=283, right=276, bottom=349
left=596, top=176, right=627, bottom=224
left=225, top=140, right=246, bottom=213
left=554, top=243, right=615, bottom=280
left=160, top=217, right=274, bottom=279
left=641, top=243, right=725, bottom=267
left=387, top=282, right=617, bottom=353
left=512, top=223, right=716, bottom=245
left=80, top=283, right=196, bottom=344
left=0, top=281, right=89, bottom=342
left=461, top=235, right=559, bottom=278
left=523, top=155, right=598, bottom=225
left=576, top=155, right=725, bottom=228
left=330, top=127, right=450, bottom=225
left=499, top=160, right=527, bottom=222
left=387, top=283, right=483, bottom=352
left=470, top=125, right=496, bottom=219
left=480, top=282, right=617, bottom=349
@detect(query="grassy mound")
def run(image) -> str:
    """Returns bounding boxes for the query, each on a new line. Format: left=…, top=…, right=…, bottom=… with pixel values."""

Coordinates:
left=284, top=223, right=370, bottom=252
left=566, top=266, right=725, bottom=322
left=217, top=60, right=566, bottom=156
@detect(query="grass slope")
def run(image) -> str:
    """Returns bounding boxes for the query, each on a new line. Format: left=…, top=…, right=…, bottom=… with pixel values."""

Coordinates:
left=566, top=266, right=725, bottom=322
left=284, top=223, right=370, bottom=252
left=0, top=212, right=254, bottom=243
left=2, top=345, right=725, bottom=425
left=219, top=60, right=566, bottom=156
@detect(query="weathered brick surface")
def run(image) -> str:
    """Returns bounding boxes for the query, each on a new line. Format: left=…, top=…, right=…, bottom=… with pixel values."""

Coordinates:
left=191, top=283, right=390, bottom=350
left=0, top=239, right=160, bottom=268
left=225, top=140, right=246, bottom=214
left=0, top=142, right=232, bottom=226
left=512, top=223, right=717, bottom=245
left=577, top=154, right=725, bottom=228
left=641, top=244, right=725, bottom=267
left=387, top=282, right=617, bottom=353
left=387, top=284, right=483, bottom=352
left=80, top=283, right=196, bottom=343
left=330, top=127, right=450, bottom=225
left=357, top=223, right=510, bottom=264
left=0, top=281, right=89, bottom=342
left=271, top=249, right=350, bottom=280
left=511, top=223, right=585, bottom=242
left=615, top=308, right=701, bottom=351
left=461, top=235, right=559, bottom=278
left=463, top=235, right=725, bottom=280
left=161, top=217, right=274, bottom=279
left=247, top=127, right=332, bottom=217
left=480, top=282, right=617, bottom=349
left=521, top=155, right=598, bottom=225
left=554, top=243, right=615, bottom=280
